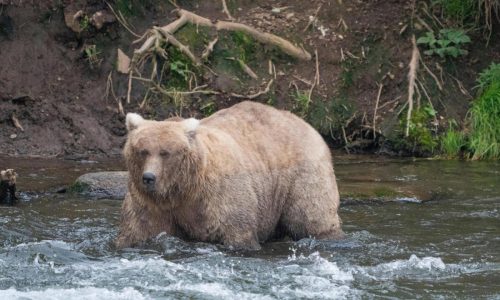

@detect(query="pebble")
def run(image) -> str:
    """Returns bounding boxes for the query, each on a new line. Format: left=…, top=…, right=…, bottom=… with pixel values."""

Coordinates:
left=10, top=134, right=17, bottom=139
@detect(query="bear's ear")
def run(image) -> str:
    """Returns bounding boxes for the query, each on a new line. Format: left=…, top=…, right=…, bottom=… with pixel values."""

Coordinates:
left=182, top=118, right=199, bottom=141
left=126, top=113, right=145, bottom=131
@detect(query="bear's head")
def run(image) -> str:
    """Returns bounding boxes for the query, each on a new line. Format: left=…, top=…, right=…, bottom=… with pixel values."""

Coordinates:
left=0, top=169, right=17, bottom=186
left=124, top=113, right=204, bottom=198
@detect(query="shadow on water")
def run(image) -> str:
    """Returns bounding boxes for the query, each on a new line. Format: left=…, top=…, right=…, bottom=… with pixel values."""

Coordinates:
left=0, top=155, right=499, bottom=299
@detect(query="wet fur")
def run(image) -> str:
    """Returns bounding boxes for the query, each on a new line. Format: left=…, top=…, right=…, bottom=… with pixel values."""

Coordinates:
left=116, top=101, right=343, bottom=249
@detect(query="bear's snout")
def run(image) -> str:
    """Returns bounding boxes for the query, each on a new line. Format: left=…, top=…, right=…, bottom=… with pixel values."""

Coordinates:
left=142, top=172, right=156, bottom=187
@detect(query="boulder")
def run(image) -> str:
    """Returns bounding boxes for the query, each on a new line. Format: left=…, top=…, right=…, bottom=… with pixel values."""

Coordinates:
left=73, top=171, right=128, bottom=200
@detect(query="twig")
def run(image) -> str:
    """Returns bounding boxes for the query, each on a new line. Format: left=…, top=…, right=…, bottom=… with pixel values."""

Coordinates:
left=292, top=75, right=313, bottom=86
left=420, top=56, right=443, bottom=91
left=341, top=126, right=350, bottom=154
left=105, top=1, right=141, bottom=38
left=372, top=83, right=383, bottom=141
left=106, top=71, right=125, bottom=115
left=226, top=57, right=258, bottom=79
left=307, top=49, right=319, bottom=103
left=156, top=27, right=201, bottom=66
left=231, top=79, right=274, bottom=99
left=406, top=35, right=419, bottom=137
left=126, top=70, right=133, bottom=104
left=303, top=4, right=322, bottom=32
left=221, top=0, right=235, bottom=21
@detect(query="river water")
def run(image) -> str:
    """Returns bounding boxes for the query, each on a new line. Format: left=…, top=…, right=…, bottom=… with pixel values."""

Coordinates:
left=0, top=155, right=499, bottom=299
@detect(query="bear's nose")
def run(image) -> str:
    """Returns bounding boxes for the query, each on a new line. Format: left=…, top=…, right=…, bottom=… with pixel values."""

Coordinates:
left=142, top=172, right=156, bottom=185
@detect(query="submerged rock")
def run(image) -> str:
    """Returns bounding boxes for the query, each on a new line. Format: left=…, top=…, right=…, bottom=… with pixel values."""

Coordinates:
left=73, top=171, right=128, bottom=200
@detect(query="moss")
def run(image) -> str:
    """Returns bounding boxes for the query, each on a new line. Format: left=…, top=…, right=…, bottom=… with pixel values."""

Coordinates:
left=67, top=182, right=90, bottom=194
left=393, top=105, right=439, bottom=155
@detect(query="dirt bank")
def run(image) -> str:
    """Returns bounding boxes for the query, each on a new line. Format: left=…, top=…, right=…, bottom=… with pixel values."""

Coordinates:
left=1, top=0, right=499, bottom=158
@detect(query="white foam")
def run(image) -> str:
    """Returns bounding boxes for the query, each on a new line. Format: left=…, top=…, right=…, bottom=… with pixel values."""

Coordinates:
left=0, top=287, right=147, bottom=300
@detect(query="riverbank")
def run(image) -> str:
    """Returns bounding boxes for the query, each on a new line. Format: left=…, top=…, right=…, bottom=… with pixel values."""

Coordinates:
left=1, top=1, right=499, bottom=158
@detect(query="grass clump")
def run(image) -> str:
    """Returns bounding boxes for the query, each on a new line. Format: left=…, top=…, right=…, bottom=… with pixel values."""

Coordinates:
left=440, top=121, right=466, bottom=158
left=468, top=81, right=500, bottom=160
left=438, top=63, right=500, bottom=160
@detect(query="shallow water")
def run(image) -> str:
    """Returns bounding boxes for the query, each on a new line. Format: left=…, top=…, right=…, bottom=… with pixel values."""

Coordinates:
left=1, top=155, right=499, bottom=299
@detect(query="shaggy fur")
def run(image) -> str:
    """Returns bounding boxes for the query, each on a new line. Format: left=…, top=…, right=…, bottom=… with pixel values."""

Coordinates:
left=116, top=101, right=343, bottom=249
left=0, top=169, right=18, bottom=206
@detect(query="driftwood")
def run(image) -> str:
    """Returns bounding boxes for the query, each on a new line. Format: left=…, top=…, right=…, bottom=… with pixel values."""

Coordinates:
left=0, top=169, right=18, bottom=206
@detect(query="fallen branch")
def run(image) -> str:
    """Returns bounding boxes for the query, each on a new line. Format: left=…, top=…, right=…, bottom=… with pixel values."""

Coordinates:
left=135, top=9, right=311, bottom=61
left=231, top=79, right=274, bottom=99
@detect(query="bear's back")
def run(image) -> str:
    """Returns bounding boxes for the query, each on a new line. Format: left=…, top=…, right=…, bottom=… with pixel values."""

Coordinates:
left=200, top=101, right=330, bottom=165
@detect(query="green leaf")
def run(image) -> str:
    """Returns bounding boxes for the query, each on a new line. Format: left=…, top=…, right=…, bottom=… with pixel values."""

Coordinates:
left=424, top=49, right=435, bottom=56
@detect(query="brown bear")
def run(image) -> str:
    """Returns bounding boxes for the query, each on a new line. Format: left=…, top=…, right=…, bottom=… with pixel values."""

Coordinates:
left=1, top=169, right=18, bottom=206
left=116, top=101, right=343, bottom=250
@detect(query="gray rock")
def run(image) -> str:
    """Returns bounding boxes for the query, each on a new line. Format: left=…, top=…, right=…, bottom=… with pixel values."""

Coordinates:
left=73, top=171, right=128, bottom=200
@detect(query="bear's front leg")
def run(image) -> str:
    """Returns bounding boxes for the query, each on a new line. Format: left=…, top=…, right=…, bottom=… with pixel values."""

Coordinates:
left=116, top=192, right=173, bottom=249
left=223, top=230, right=261, bottom=251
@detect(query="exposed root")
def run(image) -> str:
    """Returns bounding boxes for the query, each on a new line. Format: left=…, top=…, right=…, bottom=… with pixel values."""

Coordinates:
left=372, top=83, right=383, bottom=141
left=231, top=79, right=274, bottom=99
left=221, top=0, right=235, bottom=21
left=202, top=37, right=218, bottom=60
left=405, top=36, right=419, bottom=137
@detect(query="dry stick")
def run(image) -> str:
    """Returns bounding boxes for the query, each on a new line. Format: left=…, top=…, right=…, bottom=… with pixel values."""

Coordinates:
left=105, top=1, right=141, bottom=38
left=106, top=72, right=125, bottom=115
left=372, top=83, right=383, bottom=141
left=307, top=49, right=320, bottom=103
left=131, top=77, right=219, bottom=95
left=126, top=70, right=133, bottom=104
left=420, top=57, right=443, bottom=91
left=406, top=35, right=419, bottom=137
left=226, top=57, right=258, bottom=79
left=231, top=79, right=274, bottom=99
left=216, top=21, right=311, bottom=60
left=156, top=27, right=201, bottom=66
left=303, top=4, right=322, bottom=32
left=221, top=0, right=234, bottom=20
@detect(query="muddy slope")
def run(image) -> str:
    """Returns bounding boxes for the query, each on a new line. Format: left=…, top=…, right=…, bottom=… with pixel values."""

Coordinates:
left=0, top=0, right=498, bottom=158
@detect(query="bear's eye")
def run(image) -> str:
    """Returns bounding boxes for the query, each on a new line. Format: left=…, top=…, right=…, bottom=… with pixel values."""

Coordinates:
left=160, top=150, right=170, bottom=157
left=139, top=149, right=149, bottom=157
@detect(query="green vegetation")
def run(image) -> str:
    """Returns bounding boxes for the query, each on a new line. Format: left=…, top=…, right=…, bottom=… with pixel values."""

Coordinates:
left=291, top=90, right=310, bottom=118
left=431, top=0, right=500, bottom=42
left=417, top=29, right=471, bottom=58
left=438, top=63, right=500, bottom=160
left=396, top=105, right=438, bottom=154
left=468, top=80, right=500, bottom=160
left=200, top=101, right=216, bottom=116
left=83, top=44, right=102, bottom=68
left=440, top=121, right=466, bottom=158
left=79, top=15, right=90, bottom=32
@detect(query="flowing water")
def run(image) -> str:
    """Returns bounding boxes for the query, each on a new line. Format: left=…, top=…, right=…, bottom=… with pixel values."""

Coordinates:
left=0, top=155, right=499, bottom=299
